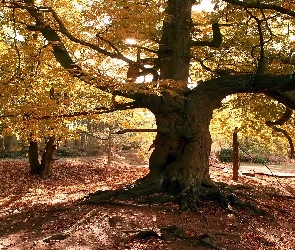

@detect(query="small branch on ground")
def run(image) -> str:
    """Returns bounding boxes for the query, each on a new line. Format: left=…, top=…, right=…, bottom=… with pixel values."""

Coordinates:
left=114, top=128, right=157, bottom=134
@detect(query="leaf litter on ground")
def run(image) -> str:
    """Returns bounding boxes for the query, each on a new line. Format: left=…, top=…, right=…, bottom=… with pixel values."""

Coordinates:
left=0, top=153, right=294, bottom=249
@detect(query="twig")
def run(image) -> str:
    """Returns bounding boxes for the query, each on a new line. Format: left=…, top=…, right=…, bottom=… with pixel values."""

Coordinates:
left=114, top=128, right=157, bottom=134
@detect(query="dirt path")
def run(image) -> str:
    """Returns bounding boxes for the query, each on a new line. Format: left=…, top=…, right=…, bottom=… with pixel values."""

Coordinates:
left=239, top=162, right=295, bottom=177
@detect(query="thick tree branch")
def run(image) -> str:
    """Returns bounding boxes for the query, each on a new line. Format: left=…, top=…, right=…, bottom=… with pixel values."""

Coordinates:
left=190, top=23, right=222, bottom=48
left=199, top=74, right=295, bottom=94
left=223, top=0, right=295, bottom=17
left=194, top=74, right=295, bottom=110
left=46, top=7, right=158, bottom=78
left=266, top=92, right=295, bottom=110
left=265, top=107, right=293, bottom=126
left=265, top=107, right=294, bottom=158
left=0, top=102, right=138, bottom=121
left=11, top=3, right=129, bottom=63
left=270, top=126, right=294, bottom=158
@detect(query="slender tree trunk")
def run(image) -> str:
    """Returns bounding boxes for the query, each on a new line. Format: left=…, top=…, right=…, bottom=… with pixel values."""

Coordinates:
left=107, top=124, right=113, bottom=166
left=0, top=137, right=4, bottom=151
left=29, top=139, right=40, bottom=175
left=40, top=136, right=56, bottom=178
left=232, top=128, right=239, bottom=181
left=4, top=135, right=15, bottom=152
left=28, top=136, right=57, bottom=178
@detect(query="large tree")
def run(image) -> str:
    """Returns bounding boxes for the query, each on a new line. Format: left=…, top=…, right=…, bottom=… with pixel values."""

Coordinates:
left=2, top=0, right=295, bottom=206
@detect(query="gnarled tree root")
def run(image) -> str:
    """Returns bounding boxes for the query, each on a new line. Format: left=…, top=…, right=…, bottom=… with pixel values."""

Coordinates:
left=83, top=179, right=268, bottom=215
left=84, top=178, right=167, bottom=205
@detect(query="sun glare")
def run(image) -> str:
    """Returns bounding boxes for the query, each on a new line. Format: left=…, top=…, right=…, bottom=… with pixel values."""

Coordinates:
left=125, top=38, right=137, bottom=45
left=192, top=0, right=214, bottom=12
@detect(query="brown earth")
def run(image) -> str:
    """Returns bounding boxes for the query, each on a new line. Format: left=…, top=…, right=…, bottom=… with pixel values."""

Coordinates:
left=0, top=153, right=294, bottom=249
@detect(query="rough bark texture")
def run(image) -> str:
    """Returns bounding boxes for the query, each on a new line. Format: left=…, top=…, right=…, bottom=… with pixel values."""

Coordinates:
left=159, top=0, right=192, bottom=83
left=40, top=136, right=57, bottom=178
left=29, top=136, right=56, bottom=178
left=144, top=88, right=223, bottom=196
left=141, top=0, right=218, bottom=195
left=29, top=140, right=40, bottom=175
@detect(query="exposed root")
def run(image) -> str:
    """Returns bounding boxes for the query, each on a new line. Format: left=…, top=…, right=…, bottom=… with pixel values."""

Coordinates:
left=204, top=182, right=269, bottom=215
left=83, top=177, right=270, bottom=216
left=84, top=177, right=164, bottom=205
left=160, top=225, right=190, bottom=240
left=123, top=225, right=233, bottom=250
left=177, top=193, right=200, bottom=211
left=124, top=230, right=159, bottom=243
left=84, top=178, right=201, bottom=211
left=136, top=193, right=177, bottom=205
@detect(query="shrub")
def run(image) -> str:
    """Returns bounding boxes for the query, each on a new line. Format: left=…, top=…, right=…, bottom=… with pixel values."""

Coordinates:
left=254, top=155, right=268, bottom=164
left=0, top=150, right=27, bottom=159
left=217, top=147, right=269, bottom=164
left=216, top=148, right=233, bottom=162
left=56, top=147, right=77, bottom=157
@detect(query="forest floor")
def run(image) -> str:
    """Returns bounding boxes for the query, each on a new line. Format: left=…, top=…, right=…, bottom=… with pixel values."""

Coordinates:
left=0, top=152, right=294, bottom=250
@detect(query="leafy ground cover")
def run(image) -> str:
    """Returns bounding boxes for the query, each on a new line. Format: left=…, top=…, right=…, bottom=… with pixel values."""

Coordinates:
left=0, top=153, right=294, bottom=249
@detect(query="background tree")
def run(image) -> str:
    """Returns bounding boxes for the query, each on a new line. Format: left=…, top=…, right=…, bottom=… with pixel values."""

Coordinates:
left=2, top=0, right=295, bottom=207
left=210, top=94, right=295, bottom=163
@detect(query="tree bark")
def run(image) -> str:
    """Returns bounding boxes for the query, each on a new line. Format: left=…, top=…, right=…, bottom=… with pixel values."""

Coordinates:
left=29, top=136, right=56, bottom=178
left=141, top=0, right=219, bottom=195
left=232, top=128, right=239, bottom=181
left=145, top=91, right=222, bottom=195
left=40, top=136, right=57, bottom=178
left=29, top=139, right=40, bottom=175
left=159, top=0, right=192, bottom=83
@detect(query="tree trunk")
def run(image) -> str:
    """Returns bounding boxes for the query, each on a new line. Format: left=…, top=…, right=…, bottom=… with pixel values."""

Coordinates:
left=146, top=92, right=221, bottom=195
left=159, top=0, right=192, bottom=85
left=40, top=136, right=57, bottom=178
left=0, top=137, right=4, bottom=151
left=141, top=0, right=217, bottom=195
left=4, top=135, right=16, bottom=152
left=232, top=128, right=239, bottom=181
left=29, top=136, right=56, bottom=178
left=29, top=139, right=40, bottom=175
left=107, top=124, right=113, bottom=166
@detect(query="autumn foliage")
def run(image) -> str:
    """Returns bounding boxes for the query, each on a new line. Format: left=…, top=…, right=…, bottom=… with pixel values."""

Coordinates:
left=2, top=0, right=295, bottom=235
